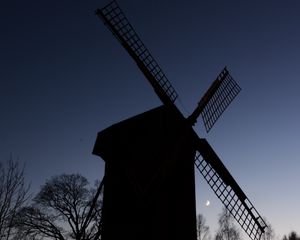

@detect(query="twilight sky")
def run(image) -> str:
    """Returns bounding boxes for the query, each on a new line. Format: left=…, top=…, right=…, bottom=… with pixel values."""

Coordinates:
left=1, top=0, right=300, bottom=238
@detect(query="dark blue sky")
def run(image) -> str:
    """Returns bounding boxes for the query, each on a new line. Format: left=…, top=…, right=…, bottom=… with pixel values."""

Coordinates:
left=1, top=0, right=300, bottom=238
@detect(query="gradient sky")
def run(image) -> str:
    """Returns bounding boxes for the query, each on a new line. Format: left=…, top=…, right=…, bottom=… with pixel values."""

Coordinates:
left=1, top=0, right=300, bottom=238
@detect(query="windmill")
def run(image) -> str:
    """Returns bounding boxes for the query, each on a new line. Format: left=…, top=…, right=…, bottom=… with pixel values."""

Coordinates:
left=93, top=1, right=267, bottom=240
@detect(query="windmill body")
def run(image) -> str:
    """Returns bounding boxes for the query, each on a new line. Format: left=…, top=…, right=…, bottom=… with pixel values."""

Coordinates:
left=93, top=105, right=197, bottom=240
left=94, top=1, right=267, bottom=240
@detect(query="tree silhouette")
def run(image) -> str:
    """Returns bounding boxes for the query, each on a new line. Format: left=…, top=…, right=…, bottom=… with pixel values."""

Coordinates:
left=261, top=218, right=275, bottom=240
left=215, top=207, right=241, bottom=240
left=283, top=232, right=300, bottom=240
left=197, top=214, right=210, bottom=240
left=0, top=159, right=30, bottom=240
left=15, top=174, right=104, bottom=240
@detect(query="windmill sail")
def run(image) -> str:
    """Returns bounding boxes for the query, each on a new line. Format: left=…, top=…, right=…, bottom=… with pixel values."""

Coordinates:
left=96, top=1, right=178, bottom=106
left=188, top=68, right=241, bottom=131
left=195, top=138, right=267, bottom=240
left=200, top=68, right=241, bottom=132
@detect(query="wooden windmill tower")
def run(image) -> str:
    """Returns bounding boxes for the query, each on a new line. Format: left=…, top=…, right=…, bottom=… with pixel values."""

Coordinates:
left=93, top=1, right=267, bottom=240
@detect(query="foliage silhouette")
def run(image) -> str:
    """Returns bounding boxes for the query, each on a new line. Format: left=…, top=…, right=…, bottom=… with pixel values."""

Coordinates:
left=215, top=207, right=241, bottom=240
left=261, top=218, right=275, bottom=240
left=197, top=214, right=210, bottom=240
left=283, top=232, right=300, bottom=240
left=0, top=159, right=30, bottom=240
left=15, top=173, right=104, bottom=240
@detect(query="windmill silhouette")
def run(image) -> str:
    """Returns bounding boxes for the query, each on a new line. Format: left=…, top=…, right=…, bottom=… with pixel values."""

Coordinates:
left=93, top=1, right=267, bottom=240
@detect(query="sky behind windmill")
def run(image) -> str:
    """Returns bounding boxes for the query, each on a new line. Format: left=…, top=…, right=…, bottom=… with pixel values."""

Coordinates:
left=1, top=0, right=300, bottom=238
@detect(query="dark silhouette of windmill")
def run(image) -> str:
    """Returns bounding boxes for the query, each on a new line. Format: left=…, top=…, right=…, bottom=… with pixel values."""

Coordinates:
left=93, top=1, right=267, bottom=240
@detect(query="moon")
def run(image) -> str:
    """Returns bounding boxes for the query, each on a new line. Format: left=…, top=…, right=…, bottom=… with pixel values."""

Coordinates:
left=205, top=200, right=210, bottom=207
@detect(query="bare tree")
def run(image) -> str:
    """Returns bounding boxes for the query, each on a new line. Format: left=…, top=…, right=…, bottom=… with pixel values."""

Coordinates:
left=15, top=174, right=104, bottom=240
left=283, top=232, right=300, bottom=240
left=215, top=207, right=241, bottom=240
left=0, top=159, right=30, bottom=240
left=261, top=218, right=275, bottom=240
left=197, top=214, right=210, bottom=240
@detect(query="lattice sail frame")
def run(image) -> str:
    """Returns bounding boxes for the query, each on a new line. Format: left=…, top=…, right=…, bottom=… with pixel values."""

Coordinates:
left=201, top=68, right=241, bottom=132
left=195, top=139, right=267, bottom=240
left=96, top=0, right=178, bottom=105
